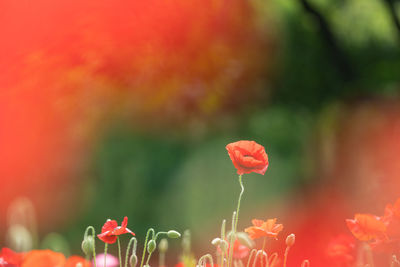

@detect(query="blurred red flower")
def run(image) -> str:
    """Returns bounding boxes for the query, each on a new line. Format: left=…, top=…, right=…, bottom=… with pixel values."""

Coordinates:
left=346, top=213, right=386, bottom=241
left=325, top=234, right=356, bottom=265
left=21, top=250, right=65, bottom=267
left=382, top=198, right=400, bottom=239
left=97, top=216, right=135, bottom=244
left=369, top=198, right=400, bottom=253
left=245, top=218, right=283, bottom=240
left=0, top=248, right=24, bottom=267
left=65, top=256, right=91, bottom=267
left=226, top=141, right=269, bottom=175
left=231, top=239, right=250, bottom=259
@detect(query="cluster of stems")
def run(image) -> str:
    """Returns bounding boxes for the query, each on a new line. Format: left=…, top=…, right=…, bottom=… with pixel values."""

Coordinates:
left=82, top=226, right=180, bottom=267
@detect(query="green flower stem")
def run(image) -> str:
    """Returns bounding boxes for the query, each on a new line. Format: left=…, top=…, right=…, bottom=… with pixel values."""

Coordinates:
left=283, top=246, right=290, bottom=267
left=228, top=174, right=244, bottom=267
left=198, top=254, right=214, bottom=267
left=140, top=228, right=155, bottom=267
left=145, top=251, right=153, bottom=265
left=144, top=231, right=169, bottom=266
left=246, top=249, right=257, bottom=267
left=219, top=220, right=226, bottom=267
left=125, top=237, right=137, bottom=267
left=104, top=243, right=108, bottom=267
left=234, top=175, right=244, bottom=233
left=154, top=232, right=168, bottom=241
left=84, top=226, right=97, bottom=267
left=118, top=237, right=122, bottom=267
left=227, top=211, right=236, bottom=267
left=260, top=238, right=267, bottom=267
left=252, top=251, right=267, bottom=267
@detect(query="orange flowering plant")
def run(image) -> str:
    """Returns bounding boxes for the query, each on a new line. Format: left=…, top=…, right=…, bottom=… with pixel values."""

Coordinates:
left=323, top=197, right=400, bottom=266
left=245, top=218, right=284, bottom=240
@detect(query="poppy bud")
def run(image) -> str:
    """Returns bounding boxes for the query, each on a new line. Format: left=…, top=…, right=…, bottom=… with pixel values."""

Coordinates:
left=236, top=232, right=254, bottom=248
left=159, top=238, right=168, bottom=253
left=219, top=240, right=229, bottom=253
left=211, top=238, right=221, bottom=246
left=226, top=231, right=235, bottom=241
left=286, top=234, right=295, bottom=247
left=147, top=240, right=157, bottom=253
left=130, top=254, right=138, bottom=267
left=81, top=235, right=95, bottom=256
left=167, top=230, right=181, bottom=239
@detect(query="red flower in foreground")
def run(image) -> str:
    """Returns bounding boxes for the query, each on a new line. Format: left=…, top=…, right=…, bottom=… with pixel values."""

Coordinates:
left=325, top=234, right=356, bottom=265
left=346, top=213, right=386, bottom=241
left=65, top=256, right=91, bottom=267
left=369, top=198, right=400, bottom=253
left=0, top=248, right=24, bottom=267
left=22, top=250, right=66, bottom=267
left=383, top=198, right=400, bottom=239
left=245, top=218, right=283, bottom=240
left=231, top=239, right=250, bottom=259
left=98, top=216, right=135, bottom=244
left=226, top=141, right=269, bottom=175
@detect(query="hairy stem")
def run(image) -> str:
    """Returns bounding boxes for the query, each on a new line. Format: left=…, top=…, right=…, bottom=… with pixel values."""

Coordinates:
left=140, top=228, right=155, bottom=267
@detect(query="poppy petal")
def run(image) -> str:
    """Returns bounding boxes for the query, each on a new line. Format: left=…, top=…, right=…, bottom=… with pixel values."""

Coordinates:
left=101, top=220, right=118, bottom=233
left=121, top=216, right=128, bottom=228
left=251, top=219, right=264, bottom=227
left=98, top=231, right=118, bottom=244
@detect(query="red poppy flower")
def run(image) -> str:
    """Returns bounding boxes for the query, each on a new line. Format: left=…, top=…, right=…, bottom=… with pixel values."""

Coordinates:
left=231, top=239, right=250, bottom=259
left=65, top=256, right=91, bottom=267
left=346, top=213, right=386, bottom=241
left=245, top=218, right=283, bottom=240
left=325, top=234, right=356, bottom=265
left=0, top=248, right=24, bottom=267
left=382, top=198, right=400, bottom=239
left=21, top=250, right=66, bottom=267
left=226, top=141, right=269, bottom=175
left=97, top=216, right=135, bottom=244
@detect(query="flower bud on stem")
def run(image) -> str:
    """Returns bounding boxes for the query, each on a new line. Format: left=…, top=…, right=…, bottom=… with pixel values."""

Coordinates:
left=104, top=243, right=108, bottom=267
left=125, top=237, right=138, bottom=267
left=140, top=228, right=155, bottom=267
left=301, top=260, right=310, bottom=267
left=283, top=234, right=295, bottom=267
left=167, top=230, right=181, bottom=239
left=118, top=237, right=123, bottom=267
left=82, top=226, right=97, bottom=267
left=198, top=254, right=214, bottom=267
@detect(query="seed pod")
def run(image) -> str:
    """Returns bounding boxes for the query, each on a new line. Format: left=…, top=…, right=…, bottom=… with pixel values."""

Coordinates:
left=286, top=234, right=295, bottom=247
left=167, top=230, right=181, bottom=239
left=211, top=238, right=221, bottom=246
left=219, top=240, right=229, bottom=253
left=147, top=240, right=157, bottom=253
left=81, top=235, right=94, bottom=256
left=130, top=254, right=138, bottom=267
